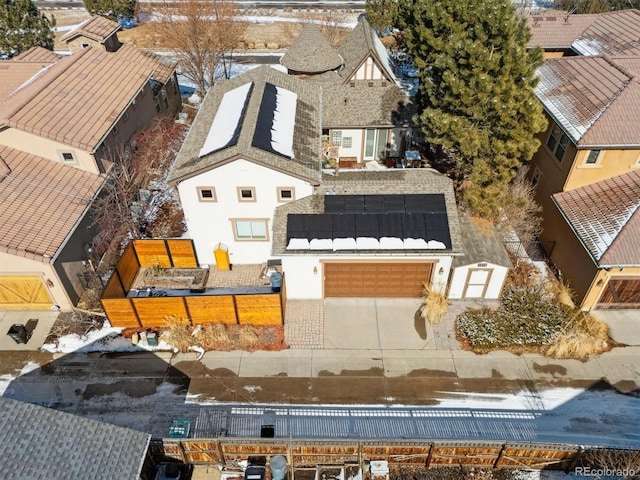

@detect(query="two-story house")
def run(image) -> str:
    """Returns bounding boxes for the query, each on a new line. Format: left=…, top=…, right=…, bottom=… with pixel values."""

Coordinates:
left=281, top=19, right=414, bottom=168
left=0, top=17, right=181, bottom=310
left=529, top=36, right=640, bottom=309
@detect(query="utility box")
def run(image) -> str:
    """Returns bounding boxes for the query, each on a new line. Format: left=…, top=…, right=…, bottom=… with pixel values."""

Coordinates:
left=214, top=243, right=231, bottom=270
left=7, top=324, right=30, bottom=344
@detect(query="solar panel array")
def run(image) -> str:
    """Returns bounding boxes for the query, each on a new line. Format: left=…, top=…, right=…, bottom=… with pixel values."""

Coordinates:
left=287, top=194, right=452, bottom=249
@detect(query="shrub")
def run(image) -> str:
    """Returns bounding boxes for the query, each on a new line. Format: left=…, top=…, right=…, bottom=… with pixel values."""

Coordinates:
left=419, top=283, right=450, bottom=325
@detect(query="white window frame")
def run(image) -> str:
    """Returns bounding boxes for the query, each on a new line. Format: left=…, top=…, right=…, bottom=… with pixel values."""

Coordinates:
left=277, top=187, right=295, bottom=202
left=197, top=186, right=217, bottom=202
left=231, top=219, right=269, bottom=241
left=58, top=151, right=77, bottom=164
left=332, top=130, right=342, bottom=147
left=237, top=186, right=256, bottom=202
left=583, top=149, right=602, bottom=166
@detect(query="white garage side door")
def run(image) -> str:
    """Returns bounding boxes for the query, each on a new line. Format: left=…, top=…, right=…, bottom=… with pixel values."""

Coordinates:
left=463, top=269, right=493, bottom=298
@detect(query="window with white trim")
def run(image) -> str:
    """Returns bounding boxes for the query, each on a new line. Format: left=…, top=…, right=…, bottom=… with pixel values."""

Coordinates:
left=584, top=149, right=602, bottom=165
left=531, top=166, right=542, bottom=186
left=197, top=187, right=217, bottom=202
left=277, top=187, right=295, bottom=202
left=237, top=187, right=256, bottom=202
left=59, top=151, right=77, bottom=163
left=233, top=219, right=268, bottom=241
left=547, top=124, right=570, bottom=163
left=331, top=130, right=342, bottom=146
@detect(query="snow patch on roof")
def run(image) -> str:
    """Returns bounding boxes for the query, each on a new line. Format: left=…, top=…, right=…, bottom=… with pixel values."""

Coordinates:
left=271, top=85, right=297, bottom=158
left=199, top=82, right=252, bottom=158
left=287, top=236, right=447, bottom=251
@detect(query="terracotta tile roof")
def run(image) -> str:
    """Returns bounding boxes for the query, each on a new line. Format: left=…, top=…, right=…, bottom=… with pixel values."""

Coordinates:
left=280, top=23, right=343, bottom=74
left=535, top=55, right=640, bottom=146
left=168, top=65, right=322, bottom=184
left=0, top=145, right=105, bottom=262
left=272, top=169, right=463, bottom=255
left=1, top=45, right=176, bottom=152
left=0, top=397, right=150, bottom=480
left=0, top=61, right=53, bottom=101
left=60, top=15, right=121, bottom=44
left=552, top=169, right=640, bottom=267
left=337, top=17, right=396, bottom=84
left=526, top=14, right=598, bottom=49
left=12, top=46, right=62, bottom=63
left=572, top=9, right=640, bottom=56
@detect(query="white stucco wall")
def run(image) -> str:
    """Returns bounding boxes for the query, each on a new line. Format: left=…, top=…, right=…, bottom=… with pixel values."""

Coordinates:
left=448, top=263, right=509, bottom=299
left=0, top=252, right=70, bottom=309
left=177, top=159, right=314, bottom=265
left=282, top=254, right=453, bottom=299
left=334, top=129, right=363, bottom=161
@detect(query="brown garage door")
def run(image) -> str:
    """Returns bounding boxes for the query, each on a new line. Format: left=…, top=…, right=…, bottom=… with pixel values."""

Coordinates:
left=0, top=276, right=53, bottom=310
left=597, top=278, right=640, bottom=308
left=324, top=263, right=433, bottom=297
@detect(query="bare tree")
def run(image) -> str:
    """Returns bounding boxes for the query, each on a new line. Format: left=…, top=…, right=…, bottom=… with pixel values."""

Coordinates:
left=156, top=0, right=246, bottom=95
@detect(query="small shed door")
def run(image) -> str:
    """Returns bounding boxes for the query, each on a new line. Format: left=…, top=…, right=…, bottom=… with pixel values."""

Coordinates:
left=463, top=268, right=493, bottom=298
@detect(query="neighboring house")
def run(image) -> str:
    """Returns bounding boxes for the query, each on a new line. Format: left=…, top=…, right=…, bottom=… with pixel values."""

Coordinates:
left=526, top=9, right=640, bottom=58
left=59, top=15, right=122, bottom=53
left=527, top=10, right=640, bottom=309
left=448, top=215, right=512, bottom=300
left=272, top=170, right=463, bottom=299
left=0, top=19, right=181, bottom=311
left=550, top=170, right=640, bottom=309
left=0, top=396, right=151, bottom=480
left=0, top=41, right=180, bottom=174
left=281, top=19, right=414, bottom=168
left=0, top=146, right=104, bottom=310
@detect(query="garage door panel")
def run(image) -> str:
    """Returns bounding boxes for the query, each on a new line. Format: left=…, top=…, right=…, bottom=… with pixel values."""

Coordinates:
left=324, top=263, right=432, bottom=298
left=597, top=278, right=640, bottom=308
left=0, top=276, right=53, bottom=310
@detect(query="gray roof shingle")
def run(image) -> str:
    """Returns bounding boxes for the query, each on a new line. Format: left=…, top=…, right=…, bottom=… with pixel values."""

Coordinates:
left=168, top=65, right=323, bottom=184
left=280, top=23, right=343, bottom=74
left=452, top=214, right=512, bottom=268
left=0, top=397, right=150, bottom=480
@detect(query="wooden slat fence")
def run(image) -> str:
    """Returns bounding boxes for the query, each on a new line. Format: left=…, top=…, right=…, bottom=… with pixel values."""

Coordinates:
left=149, top=438, right=640, bottom=473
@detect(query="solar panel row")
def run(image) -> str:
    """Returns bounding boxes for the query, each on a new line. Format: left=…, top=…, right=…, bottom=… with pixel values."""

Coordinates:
left=324, top=194, right=447, bottom=214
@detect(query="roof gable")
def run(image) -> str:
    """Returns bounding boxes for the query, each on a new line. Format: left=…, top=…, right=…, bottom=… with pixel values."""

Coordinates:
left=552, top=169, right=640, bottom=267
left=168, top=65, right=322, bottom=184
left=0, top=145, right=104, bottom=262
left=338, top=18, right=396, bottom=84
left=60, top=15, right=121, bottom=44
left=535, top=55, right=640, bottom=146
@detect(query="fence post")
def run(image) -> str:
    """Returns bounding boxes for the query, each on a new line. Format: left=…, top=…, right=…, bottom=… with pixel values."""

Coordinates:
left=494, top=444, right=506, bottom=469
left=425, top=443, right=434, bottom=468
left=565, top=446, right=583, bottom=474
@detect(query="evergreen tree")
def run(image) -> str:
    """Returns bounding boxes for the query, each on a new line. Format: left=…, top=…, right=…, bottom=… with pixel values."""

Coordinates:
left=396, top=0, right=547, bottom=217
left=0, top=0, right=55, bottom=54
left=365, top=0, right=398, bottom=35
left=83, top=0, right=137, bottom=21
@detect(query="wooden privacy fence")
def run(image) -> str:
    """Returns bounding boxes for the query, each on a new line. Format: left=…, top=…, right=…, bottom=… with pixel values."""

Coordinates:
left=150, top=438, right=636, bottom=472
left=101, top=239, right=285, bottom=328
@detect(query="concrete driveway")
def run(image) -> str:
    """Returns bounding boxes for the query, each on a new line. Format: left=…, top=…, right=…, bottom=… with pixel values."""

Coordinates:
left=323, top=298, right=460, bottom=350
left=592, top=309, right=640, bottom=346
left=0, top=310, right=59, bottom=351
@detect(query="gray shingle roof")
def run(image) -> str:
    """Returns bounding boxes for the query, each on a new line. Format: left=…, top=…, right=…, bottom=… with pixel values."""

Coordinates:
left=280, top=23, right=343, bottom=74
left=452, top=214, right=512, bottom=268
left=337, top=18, right=396, bottom=84
left=168, top=65, right=322, bottom=184
left=552, top=169, right=640, bottom=267
left=272, top=169, right=463, bottom=256
left=0, top=397, right=150, bottom=480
